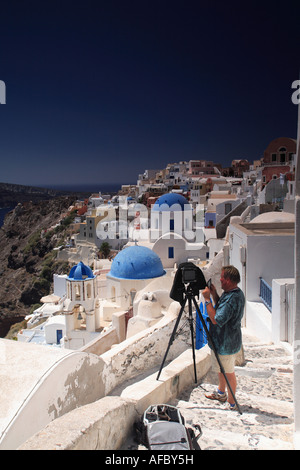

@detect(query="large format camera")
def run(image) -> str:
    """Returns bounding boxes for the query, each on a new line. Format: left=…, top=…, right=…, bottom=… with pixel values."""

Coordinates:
left=181, top=265, right=198, bottom=284
left=170, top=262, right=207, bottom=306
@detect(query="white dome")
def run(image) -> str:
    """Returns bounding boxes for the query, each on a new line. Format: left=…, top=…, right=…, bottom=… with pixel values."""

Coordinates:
left=250, top=211, right=295, bottom=223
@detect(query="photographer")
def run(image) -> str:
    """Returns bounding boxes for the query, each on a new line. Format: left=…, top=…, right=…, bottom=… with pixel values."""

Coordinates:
left=202, top=266, right=245, bottom=411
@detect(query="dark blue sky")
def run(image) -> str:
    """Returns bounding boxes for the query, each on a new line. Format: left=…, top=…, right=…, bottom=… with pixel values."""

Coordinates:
left=0, top=0, right=299, bottom=188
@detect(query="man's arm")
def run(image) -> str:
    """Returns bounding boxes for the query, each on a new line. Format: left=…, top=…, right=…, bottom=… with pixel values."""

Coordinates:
left=209, top=283, right=219, bottom=305
left=202, top=287, right=217, bottom=324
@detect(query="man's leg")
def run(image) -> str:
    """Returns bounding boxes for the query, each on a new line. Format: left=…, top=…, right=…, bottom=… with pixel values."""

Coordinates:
left=218, top=371, right=237, bottom=404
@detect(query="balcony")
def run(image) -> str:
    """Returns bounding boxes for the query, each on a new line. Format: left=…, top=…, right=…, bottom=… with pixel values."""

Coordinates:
left=262, top=161, right=291, bottom=167
left=259, top=277, right=272, bottom=312
left=254, top=277, right=294, bottom=344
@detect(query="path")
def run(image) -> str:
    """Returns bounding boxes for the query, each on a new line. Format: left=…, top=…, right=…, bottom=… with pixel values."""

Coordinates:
left=174, top=332, right=294, bottom=450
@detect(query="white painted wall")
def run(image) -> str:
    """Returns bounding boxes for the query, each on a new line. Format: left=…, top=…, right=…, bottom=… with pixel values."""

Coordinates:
left=44, top=316, right=66, bottom=344
left=245, top=301, right=272, bottom=343
left=0, top=339, right=105, bottom=450
left=0, top=302, right=190, bottom=450
left=229, top=223, right=294, bottom=303
left=53, top=274, right=67, bottom=298
left=152, top=233, right=208, bottom=269
left=229, top=222, right=295, bottom=342
left=272, top=278, right=295, bottom=344
left=19, top=347, right=211, bottom=450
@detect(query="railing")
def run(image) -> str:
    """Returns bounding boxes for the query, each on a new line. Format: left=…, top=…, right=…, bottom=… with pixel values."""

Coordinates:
left=259, top=277, right=272, bottom=312
left=263, top=161, right=291, bottom=166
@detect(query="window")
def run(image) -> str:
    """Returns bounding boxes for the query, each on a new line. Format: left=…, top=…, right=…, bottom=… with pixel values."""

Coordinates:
left=87, top=283, right=92, bottom=298
left=280, top=153, right=286, bottom=163
left=168, top=247, right=174, bottom=258
left=56, top=330, right=63, bottom=344
left=130, top=289, right=137, bottom=306
left=75, top=284, right=81, bottom=300
left=170, top=219, right=174, bottom=231
left=111, top=287, right=116, bottom=302
left=271, top=154, right=277, bottom=162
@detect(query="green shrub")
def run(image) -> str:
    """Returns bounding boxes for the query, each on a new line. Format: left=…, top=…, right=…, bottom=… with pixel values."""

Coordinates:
left=23, top=230, right=42, bottom=254
left=41, top=265, right=52, bottom=281
left=5, top=319, right=27, bottom=340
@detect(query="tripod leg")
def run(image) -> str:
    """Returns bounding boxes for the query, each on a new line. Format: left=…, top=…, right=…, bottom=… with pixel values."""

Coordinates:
left=156, top=297, right=187, bottom=380
left=188, top=296, right=197, bottom=383
left=191, top=297, right=242, bottom=415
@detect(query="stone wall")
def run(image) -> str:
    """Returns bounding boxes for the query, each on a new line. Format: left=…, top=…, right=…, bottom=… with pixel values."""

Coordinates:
left=19, top=346, right=211, bottom=450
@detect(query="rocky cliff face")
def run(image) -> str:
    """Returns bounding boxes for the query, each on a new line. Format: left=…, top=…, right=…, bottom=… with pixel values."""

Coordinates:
left=0, top=196, right=78, bottom=337
left=0, top=182, right=71, bottom=208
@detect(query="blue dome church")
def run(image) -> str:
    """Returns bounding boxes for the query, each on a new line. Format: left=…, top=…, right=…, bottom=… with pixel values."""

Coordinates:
left=68, top=261, right=95, bottom=281
left=150, top=192, right=208, bottom=269
left=62, top=261, right=99, bottom=348
left=109, top=245, right=165, bottom=280
left=152, top=192, right=192, bottom=212
left=66, top=261, right=97, bottom=304
left=102, top=245, right=166, bottom=322
left=151, top=192, right=193, bottom=242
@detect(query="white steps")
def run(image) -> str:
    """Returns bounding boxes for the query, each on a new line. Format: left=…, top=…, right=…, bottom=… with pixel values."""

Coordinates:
left=174, top=335, right=294, bottom=450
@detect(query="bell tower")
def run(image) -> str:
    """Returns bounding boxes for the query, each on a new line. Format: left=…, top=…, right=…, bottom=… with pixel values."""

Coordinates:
left=64, top=261, right=98, bottom=338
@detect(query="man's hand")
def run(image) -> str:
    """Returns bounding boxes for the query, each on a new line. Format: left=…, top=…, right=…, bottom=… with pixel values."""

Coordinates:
left=202, top=286, right=217, bottom=324
left=206, top=282, right=219, bottom=305
left=209, top=283, right=217, bottom=298
left=202, top=287, right=211, bottom=301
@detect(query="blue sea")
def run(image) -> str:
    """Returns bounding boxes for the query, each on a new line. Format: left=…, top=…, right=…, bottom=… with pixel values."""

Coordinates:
left=40, top=183, right=129, bottom=193
left=0, top=207, right=14, bottom=227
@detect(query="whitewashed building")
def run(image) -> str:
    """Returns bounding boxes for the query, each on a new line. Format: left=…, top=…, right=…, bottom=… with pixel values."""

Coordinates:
left=228, top=211, right=295, bottom=344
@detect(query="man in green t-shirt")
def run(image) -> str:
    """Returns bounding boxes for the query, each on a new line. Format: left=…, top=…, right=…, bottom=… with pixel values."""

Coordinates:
left=202, top=265, right=245, bottom=410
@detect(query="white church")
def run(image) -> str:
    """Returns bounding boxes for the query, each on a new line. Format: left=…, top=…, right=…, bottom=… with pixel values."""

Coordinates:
left=129, top=192, right=208, bottom=267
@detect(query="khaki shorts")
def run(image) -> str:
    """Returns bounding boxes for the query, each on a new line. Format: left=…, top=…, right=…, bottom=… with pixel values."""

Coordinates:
left=211, top=350, right=239, bottom=374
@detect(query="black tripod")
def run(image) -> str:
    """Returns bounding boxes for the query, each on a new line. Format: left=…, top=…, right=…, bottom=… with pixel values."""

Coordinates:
left=156, top=283, right=242, bottom=415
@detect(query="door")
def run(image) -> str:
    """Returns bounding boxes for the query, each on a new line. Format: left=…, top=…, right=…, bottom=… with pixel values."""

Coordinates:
left=56, top=329, right=63, bottom=344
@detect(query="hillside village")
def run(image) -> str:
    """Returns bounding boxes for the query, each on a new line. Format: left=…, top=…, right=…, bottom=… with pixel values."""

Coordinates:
left=14, top=136, right=297, bottom=347
left=1, top=135, right=299, bottom=450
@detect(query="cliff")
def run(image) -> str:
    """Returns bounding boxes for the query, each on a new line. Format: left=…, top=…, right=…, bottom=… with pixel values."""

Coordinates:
left=0, top=182, right=92, bottom=208
left=0, top=196, right=79, bottom=337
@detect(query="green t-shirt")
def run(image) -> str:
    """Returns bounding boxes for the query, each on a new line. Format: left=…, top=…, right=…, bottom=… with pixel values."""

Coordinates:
left=209, top=287, right=245, bottom=355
